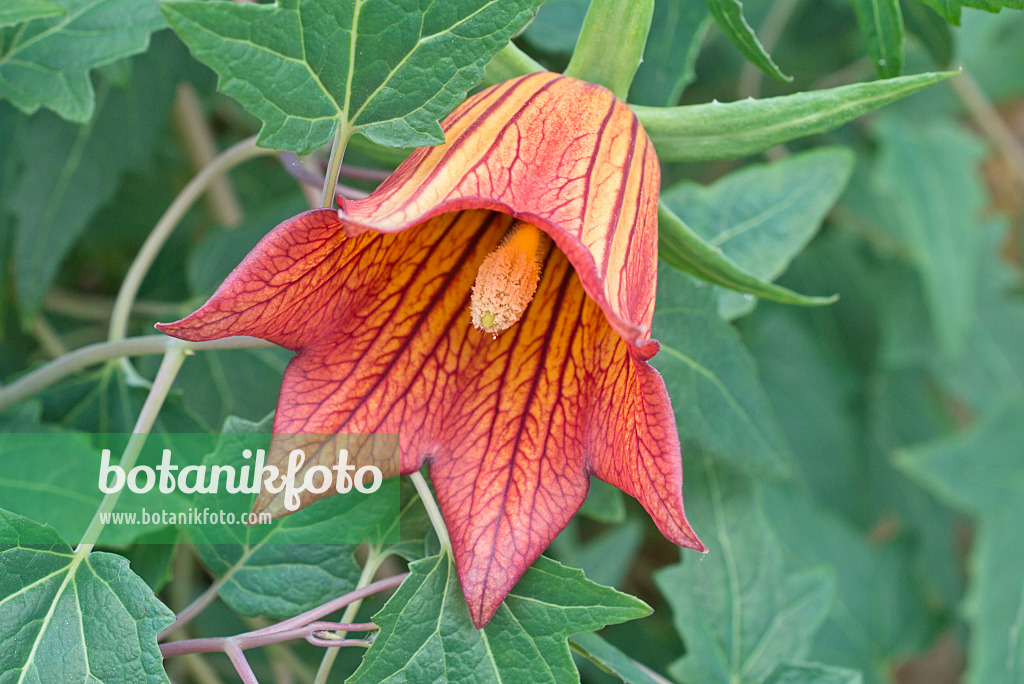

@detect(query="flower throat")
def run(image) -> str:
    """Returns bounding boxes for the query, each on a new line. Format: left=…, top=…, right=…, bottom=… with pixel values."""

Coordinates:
left=470, top=220, right=544, bottom=335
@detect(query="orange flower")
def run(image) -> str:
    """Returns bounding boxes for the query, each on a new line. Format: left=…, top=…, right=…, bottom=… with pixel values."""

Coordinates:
left=158, top=72, right=705, bottom=627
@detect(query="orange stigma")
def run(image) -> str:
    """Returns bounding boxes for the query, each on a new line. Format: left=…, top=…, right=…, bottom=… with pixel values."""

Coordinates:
left=471, top=221, right=543, bottom=334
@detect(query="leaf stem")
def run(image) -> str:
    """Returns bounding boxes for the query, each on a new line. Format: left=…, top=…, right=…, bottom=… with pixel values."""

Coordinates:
left=0, top=335, right=274, bottom=412
left=320, top=124, right=354, bottom=208
left=224, top=642, right=259, bottom=684
left=74, top=343, right=189, bottom=554
left=564, top=0, right=654, bottom=99
left=410, top=469, right=451, bottom=552
left=108, top=135, right=275, bottom=345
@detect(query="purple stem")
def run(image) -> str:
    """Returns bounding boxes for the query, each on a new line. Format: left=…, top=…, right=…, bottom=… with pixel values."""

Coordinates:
left=248, top=574, right=407, bottom=637
left=161, top=622, right=378, bottom=657
left=224, top=642, right=259, bottom=684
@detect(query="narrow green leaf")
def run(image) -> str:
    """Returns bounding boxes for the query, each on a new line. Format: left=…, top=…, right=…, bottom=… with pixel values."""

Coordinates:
left=903, top=0, right=953, bottom=66
left=0, top=0, right=164, bottom=122
left=850, top=0, right=905, bottom=77
left=629, top=0, right=711, bottom=106
left=703, top=0, right=791, bottom=82
left=653, top=266, right=792, bottom=477
left=162, top=0, right=543, bottom=154
left=0, top=0, right=64, bottom=28
left=662, top=147, right=853, bottom=319
left=570, top=632, right=666, bottom=684
left=659, top=203, right=836, bottom=308
left=656, top=462, right=834, bottom=684
left=634, top=71, right=955, bottom=162
left=349, top=554, right=650, bottom=683
left=0, top=509, right=175, bottom=683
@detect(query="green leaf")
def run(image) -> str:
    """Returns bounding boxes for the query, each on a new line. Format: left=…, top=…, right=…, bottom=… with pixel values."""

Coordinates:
left=629, top=0, right=711, bottom=106
left=662, top=147, right=853, bottom=319
left=903, top=0, right=953, bottom=67
left=520, top=0, right=588, bottom=53
left=634, top=71, right=954, bottom=162
left=190, top=415, right=388, bottom=618
left=0, top=0, right=164, bottom=121
left=659, top=203, right=837, bottom=309
left=761, top=486, right=933, bottom=684
left=703, top=0, right=791, bottom=82
left=551, top=518, right=644, bottom=589
left=895, top=398, right=1024, bottom=517
left=0, top=509, right=174, bottom=683
left=349, top=554, right=650, bottom=683
left=569, top=632, right=666, bottom=684
left=9, top=34, right=183, bottom=317
left=895, top=399, right=1024, bottom=684
left=162, top=0, right=543, bottom=155
left=850, top=0, right=905, bottom=77
left=578, top=478, right=627, bottom=524
left=0, top=0, right=64, bottom=28
left=653, top=266, right=791, bottom=477
left=743, top=305, right=865, bottom=522
left=656, top=461, right=834, bottom=684
left=0, top=428, right=108, bottom=546
left=917, top=0, right=1024, bottom=24
left=871, top=116, right=988, bottom=361
left=764, top=663, right=863, bottom=684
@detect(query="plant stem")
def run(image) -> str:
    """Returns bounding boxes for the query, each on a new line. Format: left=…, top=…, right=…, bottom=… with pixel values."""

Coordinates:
left=484, top=42, right=544, bottom=85
left=0, top=335, right=274, bottom=412
left=224, top=642, right=259, bottom=684
left=321, top=124, right=354, bottom=208
left=410, top=470, right=451, bottom=552
left=564, top=0, right=654, bottom=99
left=160, top=546, right=258, bottom=642
left=108, top=135, right=274, bottom=344
left=251, top=574, right=406, bottom=638
left=313, top=546, right=387, bottom=684
left=172, top=82, right=244, bottom=228
left=74, top=343, right=189, bottom=554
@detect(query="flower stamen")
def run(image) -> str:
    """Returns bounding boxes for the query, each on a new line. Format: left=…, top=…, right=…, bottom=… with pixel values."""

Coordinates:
left=471, top=221, right=544, bottom=334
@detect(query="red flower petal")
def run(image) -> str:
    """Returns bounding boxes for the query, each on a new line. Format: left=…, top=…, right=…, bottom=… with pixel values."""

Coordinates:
left=158, top=73, right=704, bottom=627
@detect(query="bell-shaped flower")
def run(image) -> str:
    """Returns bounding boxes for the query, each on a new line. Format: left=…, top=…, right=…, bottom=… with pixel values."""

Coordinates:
left=158, top=72, right=705, bottom=627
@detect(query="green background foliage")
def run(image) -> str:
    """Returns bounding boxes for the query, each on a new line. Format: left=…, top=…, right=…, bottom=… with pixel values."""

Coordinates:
left=2, top=0, right=1024, bottom=681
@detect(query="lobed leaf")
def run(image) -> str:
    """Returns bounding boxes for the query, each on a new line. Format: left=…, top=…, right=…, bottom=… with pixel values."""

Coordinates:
left=8, top=35, right=183, bottom=318
left=162, top=0, right=543, bottom=154
left=656, top=461, right=834, bottom=684
left=348, top=553, right=650, bottom=683
left=634, top=71, right=955, bottom=162
left=0, top=0, right=164, bottom=121
left=0, top=509, right=174, bottom=683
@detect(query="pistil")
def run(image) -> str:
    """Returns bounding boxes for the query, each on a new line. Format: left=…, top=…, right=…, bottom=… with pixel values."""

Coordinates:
left=470, top=221, right=544, bottom=334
